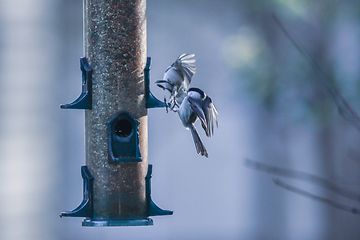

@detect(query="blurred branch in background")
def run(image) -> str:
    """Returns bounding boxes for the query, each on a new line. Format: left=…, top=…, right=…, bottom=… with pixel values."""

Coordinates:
left=273, top=14, right=360, bottom=132
left=273, top=178, right=360, bottom=215
left=242, top=10, right=360, bottom=218
left=246, top=159, right=360, bottom=215
left=220, top=2, right=360, bottom=238
left=245, top=158, right=360, bottom=202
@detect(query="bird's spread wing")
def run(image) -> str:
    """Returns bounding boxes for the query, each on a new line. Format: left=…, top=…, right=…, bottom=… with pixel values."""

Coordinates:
left=202, top=97, right=218, bottom=137
left=188, top=96, right=206, bottom=129
left=210, top=102, right=218, bottom=134
left=188, top=96, right=206, bottom=124
left=188, top=95, right=218, bottom=137
left=175, top=54, right=196, bottom=89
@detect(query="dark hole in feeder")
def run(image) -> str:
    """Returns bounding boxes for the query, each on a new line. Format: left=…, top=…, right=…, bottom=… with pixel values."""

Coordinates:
left=115, top=119, right=133, bottom=138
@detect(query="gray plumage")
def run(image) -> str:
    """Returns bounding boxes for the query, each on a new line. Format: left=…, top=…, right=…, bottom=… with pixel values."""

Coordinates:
left=176, top=87, right=218, bottom=157
left=156, top=54, right=196, bottom=107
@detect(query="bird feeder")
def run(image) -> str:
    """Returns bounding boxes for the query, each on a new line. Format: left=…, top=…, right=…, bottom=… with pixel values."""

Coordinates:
left=60, top=0, right=172, bottom=226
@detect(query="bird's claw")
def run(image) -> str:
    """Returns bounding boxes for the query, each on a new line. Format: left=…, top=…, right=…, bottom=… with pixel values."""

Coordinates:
left=164, top=97, right=169, bottom=113
left=170, top=100, right=179, bottom=112
left=164, top=97, right=179, bottom=113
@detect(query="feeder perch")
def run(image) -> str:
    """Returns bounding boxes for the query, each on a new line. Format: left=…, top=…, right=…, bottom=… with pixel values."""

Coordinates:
left=60, top=166, right=94, bottom=218
left=60, top=57, right=92, bottom=110
left=145, top=57, right=167, bottom=109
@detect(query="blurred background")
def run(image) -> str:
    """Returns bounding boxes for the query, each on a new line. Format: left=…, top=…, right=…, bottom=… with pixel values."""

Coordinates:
left=1, top=0, right=360, bottom=239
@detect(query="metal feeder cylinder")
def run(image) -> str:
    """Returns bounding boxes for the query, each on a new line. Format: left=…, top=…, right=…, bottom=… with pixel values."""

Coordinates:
left=60, top=0, right=172, bottom=226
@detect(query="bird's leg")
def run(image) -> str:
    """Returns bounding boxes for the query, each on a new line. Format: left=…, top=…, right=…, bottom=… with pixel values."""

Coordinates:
left=164, top=97, right=169, bottom=113
left=170, top=106, right=177, bottom=113
left=168, top=96, right=175, bottom=108
left=168, top=87, right=178, bottom=107
left=173, top=101, right=180, bottom=108
left=170, top=102, right=179, bottom=112
left=164, top=99, right=178, bottom=113
left=166, top=96, right=177, bottom=111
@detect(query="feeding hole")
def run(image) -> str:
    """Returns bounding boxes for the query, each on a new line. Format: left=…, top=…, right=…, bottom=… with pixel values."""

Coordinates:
left=114, top=119, right=133, bottom=138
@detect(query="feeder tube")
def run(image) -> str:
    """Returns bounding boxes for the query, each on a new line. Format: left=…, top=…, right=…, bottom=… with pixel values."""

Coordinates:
left=84, top=0, right=148, bottom=221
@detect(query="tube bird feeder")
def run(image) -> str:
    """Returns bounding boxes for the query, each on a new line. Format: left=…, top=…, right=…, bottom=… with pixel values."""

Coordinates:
left=60, top=0, right=172, bottom=226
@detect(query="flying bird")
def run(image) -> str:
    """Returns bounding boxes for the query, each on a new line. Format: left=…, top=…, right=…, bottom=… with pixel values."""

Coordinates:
left=174, top=87, right=218, bottom=157
left=156, top=53, right=196, bottom=108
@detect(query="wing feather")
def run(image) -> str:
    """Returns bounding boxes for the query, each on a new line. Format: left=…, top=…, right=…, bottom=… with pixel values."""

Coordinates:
left=188, top=96, right=206, bottom=130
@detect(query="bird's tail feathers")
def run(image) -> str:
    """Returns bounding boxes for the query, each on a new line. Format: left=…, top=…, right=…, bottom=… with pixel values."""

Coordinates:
left=190, top=124, right=208, bottom=158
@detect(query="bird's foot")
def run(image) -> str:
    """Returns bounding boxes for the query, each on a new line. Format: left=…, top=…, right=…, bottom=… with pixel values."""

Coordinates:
left=164, top=97, right=169, bottom=113
left=167, top=99, right=179, bottom=112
